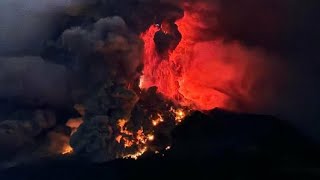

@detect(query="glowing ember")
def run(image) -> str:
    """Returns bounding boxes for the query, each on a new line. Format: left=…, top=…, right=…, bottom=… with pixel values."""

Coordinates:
left=136, top=129, right=148, bottom=144
left=152, top=113, right=164, bottom=126
left=116, top=119, right=155, bottom=159
left=147, top=134, right=155, bottom=141
left=118, top=119, right=128, bottom=131
left=171, top=108, right=187, bottom=124
left=123, top=147, right=148, bottom=160
left=115, top=135, right=122, bottom=143
left=124, top=138, right=134, bottom=148
left=62, top=144, right=73, bottom=155
left=118, top=119, right=133, bottom=136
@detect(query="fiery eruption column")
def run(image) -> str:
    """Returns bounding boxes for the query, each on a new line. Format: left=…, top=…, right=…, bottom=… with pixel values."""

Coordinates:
left=140, top=11, right=230, bottom=110
left=140, top=6, right=269, bottom=111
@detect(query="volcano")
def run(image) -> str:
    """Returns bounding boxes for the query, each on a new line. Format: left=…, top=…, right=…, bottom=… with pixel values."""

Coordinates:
left=1, top=0, right=320, bottom=179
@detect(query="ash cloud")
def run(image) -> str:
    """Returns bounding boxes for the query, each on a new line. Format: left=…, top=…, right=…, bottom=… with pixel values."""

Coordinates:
left=0, top=56, right=69, bottom=106
left=0, top=0, right=73, bottom=56
left=61, top=16, right=143, bottom=81
left=0, top=109, right=57, bottom=167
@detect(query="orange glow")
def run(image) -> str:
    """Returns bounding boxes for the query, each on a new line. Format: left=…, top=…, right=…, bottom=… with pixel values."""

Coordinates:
left=62, top=118, right=83, bottom=155
left=140, top=12, right=229, bottom=110
left=171, top=108, right=187, bottom=124
left=136, top=129, right=148, bottom=144
left=152, top=113, right=164, bottom=126
left=123, top=147, right=148, bottom=160
left=147, top=134, right=155, bottom=141
left=66, top=118, right=83, bottom=135
left=118, top=119, right=128, bottom=130
left=140, top=8, right=267, bottom=111
left=62, top=144, right=73, bottom=155
left=118, top=119, right=133, bottom=136
left=116, top=119, right=155, bottom=159
left=116, top=135, right=122, bottom=143
left=123, top=137, right=134, bottom=148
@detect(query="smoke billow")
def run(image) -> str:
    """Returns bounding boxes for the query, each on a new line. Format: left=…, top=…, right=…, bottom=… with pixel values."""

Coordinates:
left=0, top=0, right=185, bottom=163
left=0, top=0, right=319, bottom=166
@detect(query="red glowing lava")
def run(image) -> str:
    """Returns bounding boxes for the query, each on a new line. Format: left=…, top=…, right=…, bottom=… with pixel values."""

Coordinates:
left=140, top=9, right=271, bottom=111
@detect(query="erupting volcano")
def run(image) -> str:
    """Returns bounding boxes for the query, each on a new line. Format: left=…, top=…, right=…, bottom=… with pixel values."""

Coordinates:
left=1, top=0, right=320, bottom=179
left=0, top=0, right=290, bottom=167
left=61, top=2, right=275, bottom=161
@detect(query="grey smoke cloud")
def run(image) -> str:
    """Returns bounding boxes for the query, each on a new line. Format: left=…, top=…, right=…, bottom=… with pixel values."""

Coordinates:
left=0, top=0, right=74, bottom=55
left=0, top=109, right=56, bottom=164
left=0, top=0, right=74, bottom=162
left=0, top=56, right=69, bottom=106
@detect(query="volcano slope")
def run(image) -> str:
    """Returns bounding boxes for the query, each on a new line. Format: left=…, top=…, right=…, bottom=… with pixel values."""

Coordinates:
left=1, top=109, right=320, bottom=180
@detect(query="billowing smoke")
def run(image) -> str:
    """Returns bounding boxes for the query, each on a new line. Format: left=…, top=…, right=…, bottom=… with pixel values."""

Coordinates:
left=0, top=0, right=185, bottom=163
left=0, top=0, right=319, bottom=166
